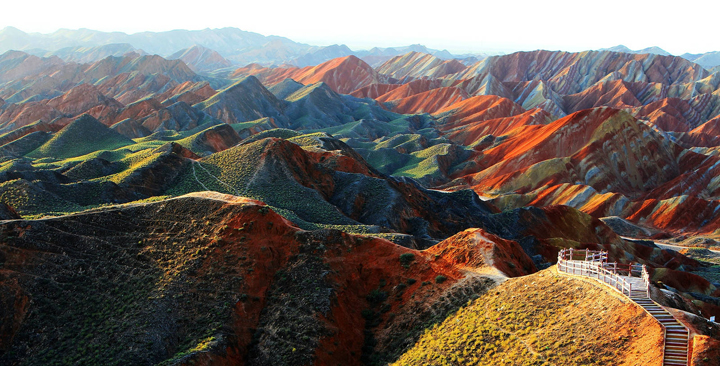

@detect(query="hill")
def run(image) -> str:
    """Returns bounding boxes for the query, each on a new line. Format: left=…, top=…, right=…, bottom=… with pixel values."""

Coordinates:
left=27, top=114, right=134, bottom=159
left=376, top=51, right=467, bottom=80
left=231, top=55, right=388, bottom=94
left=393, top=267, right=664, bottom=365
left=195, top=76, right=288, bottom=125
left=168, top=45, right=232, bottom=72
left=0, top=193, right=524, bottom=365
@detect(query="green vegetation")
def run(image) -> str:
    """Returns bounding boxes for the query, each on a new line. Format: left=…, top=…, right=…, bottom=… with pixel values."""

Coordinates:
left=681, top=248, right=720, bottom=284
left=287, top=132, right=331, bottom=148
left=27, top=115, right=134, bottom=159
left=239, top=128, right=303, bottom=144
left=1, top=198, right=249, bottom=365
left=0, top=179, right=81, bottom=215
left=399, top=253, right=416, bottom=268
left=166, top=138, right=361, bottom=228
left=392, top=270, right=659, bottom=366
left=247, top=238, right=334, bottom=365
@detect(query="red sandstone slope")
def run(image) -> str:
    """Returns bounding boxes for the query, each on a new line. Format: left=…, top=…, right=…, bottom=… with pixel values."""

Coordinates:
left=459, top=106, right=720, bottom=235
left=692, top=116, right=720, bottom=135
left=0, top=83, right=125, bottom=130
left=386, top=86, right=468, bottom=114
left=443, top=108, right=552, bottom=147
left=349, top=83, right=402, bottom=99
left=433, top=94, right=528, bottom=129
left=563, top=80, right=645, bottom=112
left=374, top=79, right=446, bottom=103
left=375, top=51, right=467, bottom=80
left=464, top=108, right=682, bottom=193
left=452, top=50, right=708, bottom=95
left=0, top=193, right=532, bottom=365
left=168, top=45, right=232, bottom=72
left=427, top=228, right=537, bottom=276
left=231, top=56, right=388, bottom=94
left=361, top=50, right=720, bottom=129
left=157, top=81, right=217, bottom=106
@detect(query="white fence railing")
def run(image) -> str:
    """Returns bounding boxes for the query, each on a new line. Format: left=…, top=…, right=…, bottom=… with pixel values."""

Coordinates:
left=557, top=248, right=648, bottom=298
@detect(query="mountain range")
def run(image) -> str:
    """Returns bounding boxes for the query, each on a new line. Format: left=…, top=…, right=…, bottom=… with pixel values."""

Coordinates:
left=1, top=30, right=720, bottom=365
left=4, top=27, right=720, bottom=72
left=0, top=27, right=475, bottom=69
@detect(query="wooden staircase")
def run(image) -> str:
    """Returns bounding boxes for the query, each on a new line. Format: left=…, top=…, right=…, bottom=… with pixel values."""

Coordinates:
left=557, top=249, right=690, bottom=366
left=627, top=277, right=689, bottom=366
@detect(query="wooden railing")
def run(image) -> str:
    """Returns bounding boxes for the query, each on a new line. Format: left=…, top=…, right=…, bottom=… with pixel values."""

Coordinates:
left=557, top=248, right=637, bottom=297
left=641, top=265, right=651, bottom=298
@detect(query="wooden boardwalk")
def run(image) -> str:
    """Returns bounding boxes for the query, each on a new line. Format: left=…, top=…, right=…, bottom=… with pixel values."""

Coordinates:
left=557, top=249, right=689, bottom=366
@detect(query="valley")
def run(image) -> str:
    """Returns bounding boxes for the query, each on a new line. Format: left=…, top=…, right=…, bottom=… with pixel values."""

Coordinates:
left=1, top=26, right=720, bottom=365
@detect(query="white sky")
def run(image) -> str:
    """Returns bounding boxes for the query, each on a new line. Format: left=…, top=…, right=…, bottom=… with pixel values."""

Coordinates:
left=1, top=0, right=718, bottom=55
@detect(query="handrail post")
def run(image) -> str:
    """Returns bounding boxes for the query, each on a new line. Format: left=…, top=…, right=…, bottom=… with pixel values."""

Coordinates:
left=641, top=264, right=650, bottom=299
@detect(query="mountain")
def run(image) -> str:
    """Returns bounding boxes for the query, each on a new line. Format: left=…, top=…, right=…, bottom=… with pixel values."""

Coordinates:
left=450, top=50, right=708, bottom=95
left=232, top=55, right=389, bottom=94
left=375, top=51, right=467, bottom=80
left=2, top=39, right=720, bottom=366
left=268, top=78, right=304, bottom=99
left=0, top=50, right=64, bottom=83
left=682, top=51, right=720, bottom=69
left=195, top=76, right=288, bottom=125
left=168, top=45, right=232, bottom=72
left=602, top=44, right=672, bottom=56
left=288, top=44, right=354, bottom=67
left=0, top=83, right=125, bottom=132
left=0, top=194, right=525, bottom=365
left=27, top=114, right=133, bottom=159
left=0, top=27, right=474, bottom=71
left=394, top=268, right=664, bottom=365
left=385, top=86, right=468, bottom=114
left=43, top=43, right=144, bottom=63
left=0, top=27, right=314, bottom=63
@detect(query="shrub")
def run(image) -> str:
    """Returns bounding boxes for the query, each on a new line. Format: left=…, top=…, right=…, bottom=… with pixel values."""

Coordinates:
left=435, top=275, right=447, bottom=284
left=366, top=289, right=388, bottom=304
left=399, top=253, right=415, bottom=268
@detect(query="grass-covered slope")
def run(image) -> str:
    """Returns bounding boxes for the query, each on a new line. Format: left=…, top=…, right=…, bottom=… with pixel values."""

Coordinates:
left=0, top=194, right=512, bottom=366
left=195, top=76, right=288, bottom=126
left=167, top=137, right=362, bottom=228
left=27, top=114, right=134, bottom=159
left=0, top=195, right=284, bottom=365
left=393, top=268, right=664, bottom=366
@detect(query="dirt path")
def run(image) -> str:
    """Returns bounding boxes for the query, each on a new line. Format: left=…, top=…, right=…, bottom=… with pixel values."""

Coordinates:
left=192, top=161, right=239, bottom=195
left=191, top=162, right=210, bottom=191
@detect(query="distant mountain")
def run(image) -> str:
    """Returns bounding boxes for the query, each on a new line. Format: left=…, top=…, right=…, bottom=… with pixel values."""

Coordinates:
left=602, top=45, right=720, bottom=69
left=27, top=114, right=133, bottom=159
left=0, top=50, right=65, bottom=83
left=357, top=44, right=456, bottom=66
left=682, top=51, right=720, bottom=69
left=0, top=27, right=492, bottom=70
left=232, top=55, right=389, bottom=94
left=375, top=51, right=467, bottom=80
left=168, top=45, right=232, bottom=72
left=0, top=26, right=314, bottom=65
left=451, top=50, right=708, bottom=95
left=602, top=45, right=671, bottom=56
left=43, top=43, right=144, bottom=63
left=288, top=44, right=354, bottom=67
left=195, top=76, right=288, bottom=125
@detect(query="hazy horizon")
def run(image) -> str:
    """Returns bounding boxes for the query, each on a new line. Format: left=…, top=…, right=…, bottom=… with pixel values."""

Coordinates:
left=2, top=0, right=719, bottom=56
left=0, top=25, right=707, bottom=57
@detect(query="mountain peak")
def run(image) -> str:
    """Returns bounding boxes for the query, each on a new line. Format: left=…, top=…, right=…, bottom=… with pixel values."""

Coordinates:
left=168, top=44, right=231, bottom=72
